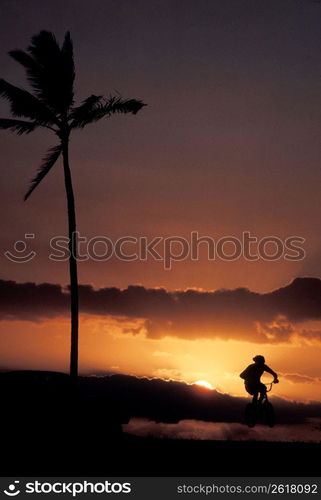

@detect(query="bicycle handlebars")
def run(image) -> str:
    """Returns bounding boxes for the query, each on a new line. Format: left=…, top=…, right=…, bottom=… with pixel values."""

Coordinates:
left=265, top=381, right=275, bottom=392
left=264, top=380, right=279, bottom=392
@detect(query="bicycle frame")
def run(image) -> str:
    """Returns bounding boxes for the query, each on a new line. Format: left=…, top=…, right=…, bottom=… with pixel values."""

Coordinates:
left=252, top=381, right=274, bottom=404
left=246, top=381, right=276, bottom=427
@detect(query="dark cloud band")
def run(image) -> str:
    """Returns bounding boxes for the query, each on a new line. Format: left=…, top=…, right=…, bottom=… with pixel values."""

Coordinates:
left=0, top=277, right=320, bottom=343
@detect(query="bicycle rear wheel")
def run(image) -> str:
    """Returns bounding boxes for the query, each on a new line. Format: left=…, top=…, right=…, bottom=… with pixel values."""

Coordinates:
left=245, top=402, right=256, bottom=427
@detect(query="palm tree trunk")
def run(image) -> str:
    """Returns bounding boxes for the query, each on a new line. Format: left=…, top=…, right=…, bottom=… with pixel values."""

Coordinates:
left=62, top=138, right=79, bottom=380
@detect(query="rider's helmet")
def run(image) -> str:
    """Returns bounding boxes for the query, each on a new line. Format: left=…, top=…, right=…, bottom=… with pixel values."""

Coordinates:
left=253, top=355, right=265, bottom=364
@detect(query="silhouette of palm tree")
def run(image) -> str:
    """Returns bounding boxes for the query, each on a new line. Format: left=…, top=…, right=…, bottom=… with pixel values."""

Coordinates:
left=0, top=31, right=146, bottom=380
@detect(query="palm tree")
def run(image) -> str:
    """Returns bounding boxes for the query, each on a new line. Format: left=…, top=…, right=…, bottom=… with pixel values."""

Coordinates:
left=0, top=31, right=146, bottom=380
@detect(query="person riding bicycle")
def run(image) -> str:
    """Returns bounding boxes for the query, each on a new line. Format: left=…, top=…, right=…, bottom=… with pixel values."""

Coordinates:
left=240, top=355, right=279, bottom=403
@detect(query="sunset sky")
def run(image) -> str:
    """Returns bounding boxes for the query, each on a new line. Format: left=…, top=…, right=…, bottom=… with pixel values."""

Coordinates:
left=0, top=0, right=321, bottom=403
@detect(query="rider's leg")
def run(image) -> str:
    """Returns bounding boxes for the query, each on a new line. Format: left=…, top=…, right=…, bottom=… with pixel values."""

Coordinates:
left=258, top=383, right=267, bottom=403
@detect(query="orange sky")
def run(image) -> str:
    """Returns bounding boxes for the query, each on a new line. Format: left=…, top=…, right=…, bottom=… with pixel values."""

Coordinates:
left=1, top=313, right=320, bottom=402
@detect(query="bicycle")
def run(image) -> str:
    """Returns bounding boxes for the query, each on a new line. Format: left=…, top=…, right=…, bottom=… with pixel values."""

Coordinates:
left=244, top=382, right=275, bottom=428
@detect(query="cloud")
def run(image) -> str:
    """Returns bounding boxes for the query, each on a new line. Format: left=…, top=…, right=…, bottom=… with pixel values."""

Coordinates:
left=153, top=368, right=183, bottom=379
left=1, top=277, right=321, bottom=343
left=281, top=373, right=321, bottom=384
left=153, top=351, right=174, bottom=358
left=299, top=247, right=321, bottom=277
left=0, top=280, right=67, bottom=321
left=124, top=418, right=321, bottom=443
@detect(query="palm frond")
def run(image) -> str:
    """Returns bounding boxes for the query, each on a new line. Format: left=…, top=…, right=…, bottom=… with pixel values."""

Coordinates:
left=68, top=95, right=103, bottom=125
left=0, top=79, right=58, bottom=126
left=10, top=30, right=75, bottom=115
left=70, top=95, right=146, bottom=128
left=0, top=118, right=38, bottom=135
left=8, top=49, right=38, bottom=74
left=60, top=32, right=75, bottom=110
left=9, top=47, right=48, bottom=103
left=28, top=31, right=61, bottom=65
left=24, top=144, right=62, bottom=201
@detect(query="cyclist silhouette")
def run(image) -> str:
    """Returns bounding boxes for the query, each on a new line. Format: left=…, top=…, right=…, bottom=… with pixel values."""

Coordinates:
left=240, top=355, right=279, bottom=403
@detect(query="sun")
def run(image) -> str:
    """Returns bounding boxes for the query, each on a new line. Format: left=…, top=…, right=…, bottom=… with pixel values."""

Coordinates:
left=194, top=380, right=214, bottom=390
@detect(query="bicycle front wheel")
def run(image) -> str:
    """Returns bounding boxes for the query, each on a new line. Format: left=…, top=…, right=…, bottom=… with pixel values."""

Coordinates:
left=245, top=403, right=256, bottom=427
left=264, top=402, right=275, bottom=427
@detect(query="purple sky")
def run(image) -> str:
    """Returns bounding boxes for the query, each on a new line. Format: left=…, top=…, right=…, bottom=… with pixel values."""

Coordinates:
left=0, top=0, right=321, bottom=292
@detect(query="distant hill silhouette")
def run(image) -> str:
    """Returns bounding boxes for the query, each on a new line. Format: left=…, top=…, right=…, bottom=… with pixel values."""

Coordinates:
left=1, top=370, right=320, bottom=425
left=79, top=372, right=321, bottom=424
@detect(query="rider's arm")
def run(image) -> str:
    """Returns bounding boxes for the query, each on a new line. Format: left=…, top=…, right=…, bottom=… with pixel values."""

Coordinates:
left=264, top=364, right=279, bottom=382
left=240, top=367, right=249, bottom=379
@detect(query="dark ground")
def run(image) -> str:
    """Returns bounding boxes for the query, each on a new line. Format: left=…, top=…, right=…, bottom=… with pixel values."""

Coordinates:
left=1, top=370, right=320, bottom=477
left=5, top=434, right=320, bottom=477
